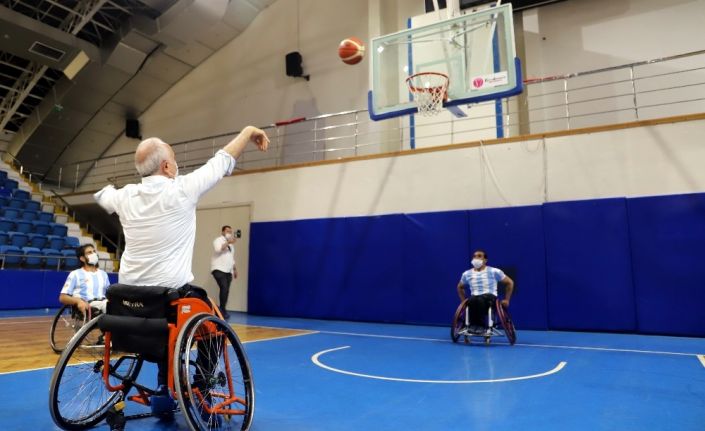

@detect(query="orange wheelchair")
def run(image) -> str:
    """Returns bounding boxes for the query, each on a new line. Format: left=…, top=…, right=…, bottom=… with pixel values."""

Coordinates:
left=48, top=284, right=254, bottom=431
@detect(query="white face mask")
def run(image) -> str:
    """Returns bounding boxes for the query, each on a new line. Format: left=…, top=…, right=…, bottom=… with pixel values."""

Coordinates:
left=87, top=253, right=99, bottom=266
left=225, top=233, right=233, bottom=240
left=471, top=258, right=484, bottom=269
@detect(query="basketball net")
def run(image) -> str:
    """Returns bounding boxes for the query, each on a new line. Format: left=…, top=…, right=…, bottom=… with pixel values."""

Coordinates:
left=406, top=72, right=449, bottom=116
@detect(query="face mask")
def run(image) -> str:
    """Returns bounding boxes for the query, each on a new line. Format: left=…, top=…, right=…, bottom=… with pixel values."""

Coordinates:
left=471, top=258, right=484, bottom=269
left=87, top=253, right=99, bottom=266
left=174, top=163, right=179, bottom=177
left=225, top=233, right=233, bottom=240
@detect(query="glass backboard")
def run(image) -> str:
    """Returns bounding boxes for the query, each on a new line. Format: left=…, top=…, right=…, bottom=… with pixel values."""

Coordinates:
left=368, top=3, right=523, bottom=121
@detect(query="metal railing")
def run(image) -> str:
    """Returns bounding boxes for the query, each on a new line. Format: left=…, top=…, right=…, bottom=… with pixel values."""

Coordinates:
left=16, top=49, right=705, bottom=193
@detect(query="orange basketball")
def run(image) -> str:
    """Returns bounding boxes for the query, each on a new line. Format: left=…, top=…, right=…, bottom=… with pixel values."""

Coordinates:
left=338, top=37, right=365, bottom=65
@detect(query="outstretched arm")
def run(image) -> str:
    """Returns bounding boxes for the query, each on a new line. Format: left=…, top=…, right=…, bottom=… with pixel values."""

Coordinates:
left=500, top=275, right=514, bottom=307
left=222, top=126, right=270, bottom=159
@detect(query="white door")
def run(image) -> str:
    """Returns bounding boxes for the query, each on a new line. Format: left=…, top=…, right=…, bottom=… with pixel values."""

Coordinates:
left=192, top=204, right=251, bottom=312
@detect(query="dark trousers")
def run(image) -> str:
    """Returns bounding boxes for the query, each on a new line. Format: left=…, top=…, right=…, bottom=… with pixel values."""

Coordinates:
left=157, top=285, right=214, bottom=387
left=211, top=269, right=232, bottom=312
left=468, top=293, right=497, bottom=327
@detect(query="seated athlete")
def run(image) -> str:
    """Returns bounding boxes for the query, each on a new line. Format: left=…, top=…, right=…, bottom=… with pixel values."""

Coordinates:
left=59, top=244, right=110, bottom=318
left=456, top=249, right=514, bottom=335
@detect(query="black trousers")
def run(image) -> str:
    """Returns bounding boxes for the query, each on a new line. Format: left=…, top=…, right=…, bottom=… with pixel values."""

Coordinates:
left=468, top=294, right=497, bottom=327
left=157, top=285, right=215, bottom=387
left=211, top=269, right=232, bottom=312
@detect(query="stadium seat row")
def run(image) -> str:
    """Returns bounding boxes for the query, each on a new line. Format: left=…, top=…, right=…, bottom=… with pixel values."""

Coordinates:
left=0, top=245, right=79, bottom=269
left=0, top=207, right=54, bottom=222
left=0, top=232, right=79, bottom=249
left=0, top=220, right=67, bottom=236
left=0, top=197, right=41, bottom=211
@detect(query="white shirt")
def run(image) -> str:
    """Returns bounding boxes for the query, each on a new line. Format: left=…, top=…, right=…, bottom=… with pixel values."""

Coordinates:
left=459, top=266, right=506, bottom=296
left=94, top=150, right=236, bottom=288
left=211, top=235, right=235, bottom=273
left=61, top=268, right=110, bottom=301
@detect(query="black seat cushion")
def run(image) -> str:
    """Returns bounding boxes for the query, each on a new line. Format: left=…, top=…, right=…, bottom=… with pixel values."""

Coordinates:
left=98, top=283, right=179, bottom=362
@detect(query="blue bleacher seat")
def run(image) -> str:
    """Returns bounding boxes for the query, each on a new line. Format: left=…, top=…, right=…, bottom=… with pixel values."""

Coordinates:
left=2, top=208, right=20, bottom=220
left=3, top=179, right=18, bottom=190
left=24, top=200, right=41, bottom=212
left=8, top=198, right=25, bottom=209
left=64, top=236, right=80, bottom=249
left=22, top=246, right=43, bottom=268
left=47, top=235, right=65, bottom=250
left=32, top=220, right=51, bottom=235
left=43, top=248, right=62, bottom=269
left=61, top=249, right=79, bottom=269
left=28, top=233, right=48, bottom=249
left=0, top=231, right=8, bottom=246
left=1, top=245, right=22, bottom=267
left=0, top=218, right=15, bottom=231
left=9, top=231, right=28, bottom=247
left=0, top=188, right=11, bottom=197
left=0, top=170, right=7, bottom=181
left=0, top=196, right=7, bottom=206
left=12, top=189, right=30, bottom=200
left=38, top=211, right=54, bottom=222
left=21, top=210, right=38, bottom=221
left=15, top=220, right=33, bottom=234
left=50, top=223, right=68, bottom=237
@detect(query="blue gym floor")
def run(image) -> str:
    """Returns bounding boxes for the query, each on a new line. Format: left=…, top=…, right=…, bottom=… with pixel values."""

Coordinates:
left=1, top=310, right=704, bottom=430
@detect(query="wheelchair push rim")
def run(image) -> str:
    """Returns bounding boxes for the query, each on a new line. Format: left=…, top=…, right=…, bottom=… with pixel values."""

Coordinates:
left=174, top=313, right=255, bottom=431
left=48, top=315, right=143, bottom=430
left=451, top=299, right=470, bottom=343
left=495, top=300, right=517, bottom=345
left=50, top=304, right=89, bottom=354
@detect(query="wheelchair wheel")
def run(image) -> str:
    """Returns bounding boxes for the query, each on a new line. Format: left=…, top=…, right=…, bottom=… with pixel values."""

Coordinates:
left=495, top=300, right=517, bottom=345
left=50, top=305, right=88, bottom=353
left=174, top=313, right=255, bottom=431
left=451, top=299, right=470, bottom=343
left=49, top=316, right=143, bottom=430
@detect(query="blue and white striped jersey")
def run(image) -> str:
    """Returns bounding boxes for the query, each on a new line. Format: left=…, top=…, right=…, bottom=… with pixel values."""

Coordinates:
left=60, top=268, right=110, bottom=301
left=459, top=266, right=506, bottom=296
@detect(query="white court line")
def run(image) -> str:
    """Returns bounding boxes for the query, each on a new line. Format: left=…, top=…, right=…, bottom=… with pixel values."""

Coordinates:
left=308, top=329, right=705, bottom=358
left=698, top=355, right=705, bottom=368
left=311, top=345, right=567, bottom=384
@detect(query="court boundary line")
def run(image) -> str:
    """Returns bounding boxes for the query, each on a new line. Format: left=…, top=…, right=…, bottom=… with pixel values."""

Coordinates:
left=311, top=345, right=567, bottom=384
left=698, top=354, right=705, bottom=368
left=307, top=329, right=705, bottom=358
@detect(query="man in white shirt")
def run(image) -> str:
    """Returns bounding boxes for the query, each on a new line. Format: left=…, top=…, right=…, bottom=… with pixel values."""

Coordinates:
left=457, top=250, right=514, bottom=334
left=93, top=126, right=268, bottom=405
left=211, top=225, right=237, bottom=319
left=59, top=244, right=110, bottom=317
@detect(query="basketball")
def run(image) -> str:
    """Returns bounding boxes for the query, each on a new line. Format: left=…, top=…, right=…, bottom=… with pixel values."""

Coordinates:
left=338, top=37, right=365, bottom=65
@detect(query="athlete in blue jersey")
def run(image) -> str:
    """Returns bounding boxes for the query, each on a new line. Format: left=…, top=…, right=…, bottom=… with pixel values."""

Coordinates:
left=457, top=250, right=514, bottom=333
left=59, top=244, right=110, bottom=318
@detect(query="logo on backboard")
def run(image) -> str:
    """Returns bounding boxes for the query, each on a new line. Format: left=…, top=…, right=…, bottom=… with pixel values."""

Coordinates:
left=470, top=71, right=509, bottom=90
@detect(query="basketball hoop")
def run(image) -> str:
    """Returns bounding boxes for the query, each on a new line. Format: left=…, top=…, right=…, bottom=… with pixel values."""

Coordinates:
left=406, top=72, right=449, bottom=116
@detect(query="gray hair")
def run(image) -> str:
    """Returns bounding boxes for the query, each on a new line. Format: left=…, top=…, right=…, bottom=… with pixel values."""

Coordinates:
left=135, top=137, right=171, bottom=177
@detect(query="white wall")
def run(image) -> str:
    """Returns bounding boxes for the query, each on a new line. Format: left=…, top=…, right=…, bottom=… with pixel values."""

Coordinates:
left=196, top=118, right=705, bottom=222
left=522, top=0, right=705, bottom=78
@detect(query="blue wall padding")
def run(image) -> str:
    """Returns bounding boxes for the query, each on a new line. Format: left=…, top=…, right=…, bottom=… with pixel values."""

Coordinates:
left=0, top=270, right=119, bottom=310
left=543, top=198, right=637, bottom=331
left=250, top=193, right=705, bottom=336
left=250, top=216, right=406, bottom=322
left=468, top=206, right=549, bottom=330
left=400, top=211, right=470, bottom=326
left=627, top=193, right=705, bottom=337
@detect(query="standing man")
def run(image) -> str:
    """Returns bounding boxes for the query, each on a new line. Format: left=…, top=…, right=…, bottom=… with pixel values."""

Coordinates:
left=211, top=225, right=237, bottom=319
left=457, top=250, right=514, bottom=334
left=59, top=244, right=110, bottom=317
